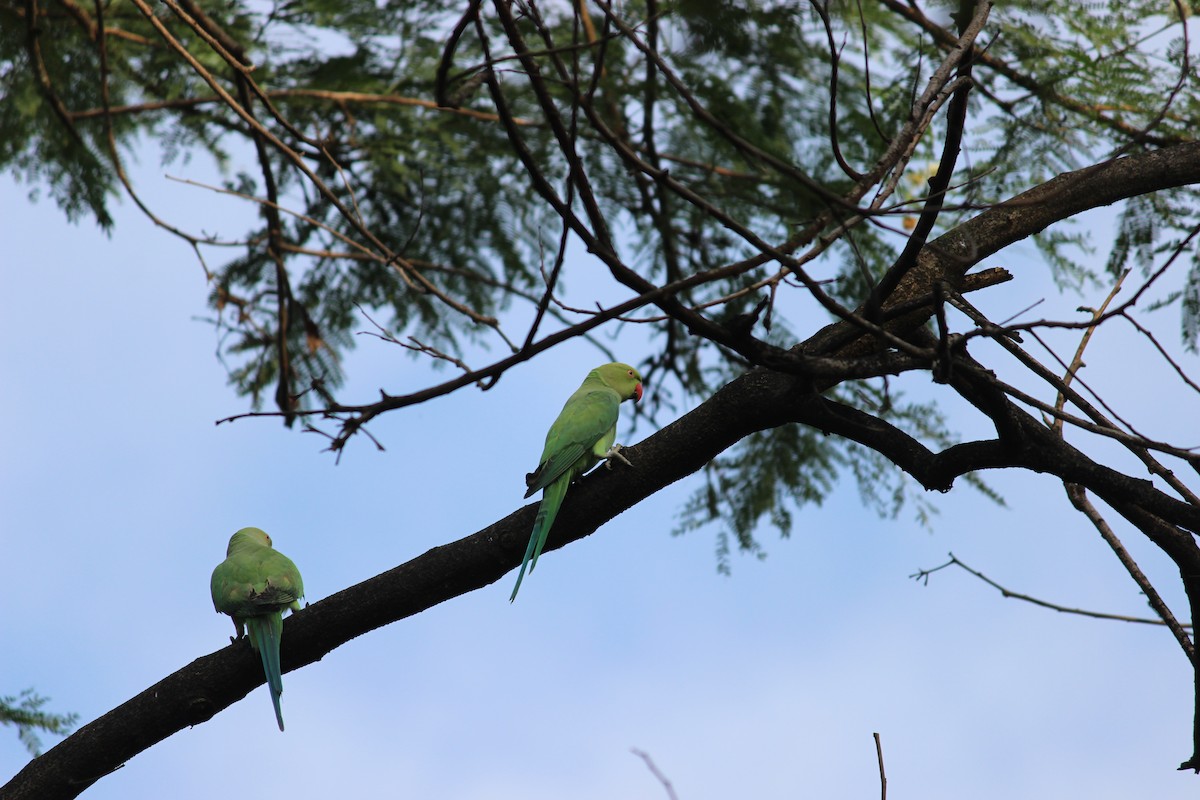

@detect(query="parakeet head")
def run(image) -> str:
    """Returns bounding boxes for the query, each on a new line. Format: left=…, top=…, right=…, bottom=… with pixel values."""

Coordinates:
left=226, top=526, right=272, bottom=555
left=595, top=362, right=644, bottom=403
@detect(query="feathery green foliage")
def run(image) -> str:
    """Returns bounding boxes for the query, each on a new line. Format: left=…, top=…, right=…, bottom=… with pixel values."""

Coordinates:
left=1, top=689, right=78, bottom=758
left=3, top=0, right=1195, bottom=551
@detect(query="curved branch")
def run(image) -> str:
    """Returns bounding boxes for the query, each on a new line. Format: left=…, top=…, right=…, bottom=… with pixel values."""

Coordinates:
left=807, top=140, right=1200, bottom=357
left=0, top=364, right=817, bottom=800
left=13, top=335, right=1200, bottom=797
left=863, top=0, right=988, bottom=320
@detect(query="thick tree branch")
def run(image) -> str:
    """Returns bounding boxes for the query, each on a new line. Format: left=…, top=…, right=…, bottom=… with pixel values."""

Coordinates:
left=11, top=338, right=1200, bottom=796
left=3, top=365, right=808, bottom=800
left=806, top=140, right=1200, bottom=358
left=863, top=0, right=988, bottom=320
left=12, top=1, right=1200, bottom=791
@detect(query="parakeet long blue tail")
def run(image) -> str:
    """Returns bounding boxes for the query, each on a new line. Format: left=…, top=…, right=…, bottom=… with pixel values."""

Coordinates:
left=246, top=614, right=286, bottom=731
left=509, top=478, right=570, bottom=602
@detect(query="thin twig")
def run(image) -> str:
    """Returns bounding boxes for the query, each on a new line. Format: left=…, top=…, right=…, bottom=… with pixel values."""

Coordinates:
left=1051, top=269, right=1130, bottom=435
left=1064, top=486, right=1195, bottom=659
left=1122, top=314, right=1200, bottom=398
left=631, top=749, right=679, bottom=800
left=811, top=0, right=864, bottom=180
left=949, top=299, right=1200, bottom=463
left=952, top=292, right=1200, bottom=505
left=72, top=87, right=535, bottom=125
left=911, top=552, right=1194, bottom=628
left=874, top=732, right=887, bottom=800
left=1039, top=275, right=1197, bottom=659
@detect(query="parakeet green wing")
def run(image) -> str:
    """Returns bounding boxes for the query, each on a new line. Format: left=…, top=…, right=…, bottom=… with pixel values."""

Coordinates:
left=524, top=389, right=620, bottom=497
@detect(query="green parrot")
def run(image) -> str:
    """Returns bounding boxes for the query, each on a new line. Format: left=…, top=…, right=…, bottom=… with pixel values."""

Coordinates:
left=210, top=527, right=305, bottom=731
left=510, top=362, right=644, bottom=602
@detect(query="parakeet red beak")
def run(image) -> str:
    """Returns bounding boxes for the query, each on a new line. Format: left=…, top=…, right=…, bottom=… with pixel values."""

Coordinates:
left=633, top=382, right=644, bottom=403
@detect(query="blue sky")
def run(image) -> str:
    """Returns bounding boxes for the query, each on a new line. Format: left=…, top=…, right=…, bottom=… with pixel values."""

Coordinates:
left=2, top=154, right=1197, bottom=798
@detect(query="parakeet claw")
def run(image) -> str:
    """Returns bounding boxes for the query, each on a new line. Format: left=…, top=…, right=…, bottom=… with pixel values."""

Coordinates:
left=603, top=443, right=633, bottom=469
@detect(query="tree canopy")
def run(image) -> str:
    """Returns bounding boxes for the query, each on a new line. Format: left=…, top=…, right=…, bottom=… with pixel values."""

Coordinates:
left=4, top=0, right=1200, bottom=796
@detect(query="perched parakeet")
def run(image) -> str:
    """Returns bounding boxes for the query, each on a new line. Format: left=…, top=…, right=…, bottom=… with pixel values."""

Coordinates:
left=510, top=362, right=644, bottom=601
left=210, top=527, right=305, bottom=731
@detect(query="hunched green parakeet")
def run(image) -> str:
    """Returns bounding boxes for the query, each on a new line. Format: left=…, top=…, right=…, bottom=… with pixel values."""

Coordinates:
left=210, top=527, right=305, bottom=731
left=510, top=362, right=644, bottom=601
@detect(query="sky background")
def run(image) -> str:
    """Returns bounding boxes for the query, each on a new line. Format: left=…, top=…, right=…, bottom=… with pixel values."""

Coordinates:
left=3, top=142, right=1199, bottom=799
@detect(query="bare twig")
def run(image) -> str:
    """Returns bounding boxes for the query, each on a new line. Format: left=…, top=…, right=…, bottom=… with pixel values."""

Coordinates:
left=1122, top=314, right=1200, bottom=398
left=1049, top=268, right=1130, bottom=435
left=811, top=0, right=864, bottom=181
left=631, top=749, right=679, bottom=800
left=949, top=297, right=1200, bottom=465
left=911, top=553, right=1194, bottom=628
left=1064, top=486, right=1195, bottom=659
left=72, top=87, right=535, bottom=125
left=1027, top=271, right=1198, bottom=659
left=874, top=732, right=887, bottom=800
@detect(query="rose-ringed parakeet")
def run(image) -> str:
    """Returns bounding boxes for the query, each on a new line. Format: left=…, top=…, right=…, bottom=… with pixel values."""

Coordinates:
left=210, top=527, right=304, bottom=731
left=510, top=362, right=644, bottom=601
